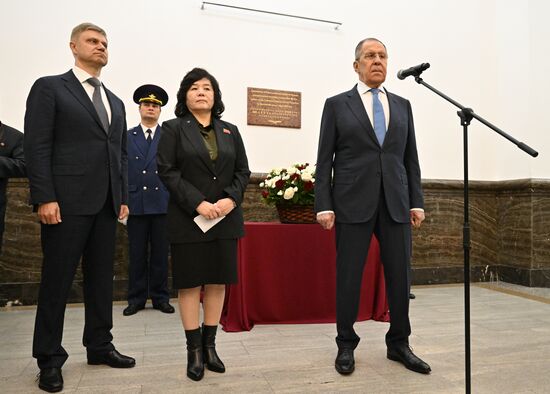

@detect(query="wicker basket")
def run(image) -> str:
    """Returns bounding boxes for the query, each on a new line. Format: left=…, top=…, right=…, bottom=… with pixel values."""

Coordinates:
left=275, top=204, right=316, bottom=224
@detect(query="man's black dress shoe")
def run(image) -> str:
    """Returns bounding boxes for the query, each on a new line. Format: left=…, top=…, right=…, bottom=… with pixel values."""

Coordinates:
left=334, top=348, right=355, bottom=375
left=38, top=367, right=63, bottom=393
left=123, top=304, right=144, bottom=316
left=409, top=293, right=416, bottom=299
left=387, top=345, right=431, bottom=374
left=88, top=349, right=136, bottom=368
left=153, top=302, right=175, bottom=314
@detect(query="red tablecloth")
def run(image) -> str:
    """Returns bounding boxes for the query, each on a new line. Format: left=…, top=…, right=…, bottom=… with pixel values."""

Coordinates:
left=221, top=222, right=389, bottom=332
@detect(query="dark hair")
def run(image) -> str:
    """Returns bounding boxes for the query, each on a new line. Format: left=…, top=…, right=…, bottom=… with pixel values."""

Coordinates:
left=174, top=68, right=225, bottom=119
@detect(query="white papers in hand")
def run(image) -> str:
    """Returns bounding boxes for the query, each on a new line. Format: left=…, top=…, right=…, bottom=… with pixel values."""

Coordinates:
left=193, top=215, right=225, bottom=233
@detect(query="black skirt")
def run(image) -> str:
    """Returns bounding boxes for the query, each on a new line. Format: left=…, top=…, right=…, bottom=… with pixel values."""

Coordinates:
left=171, top=239, right=238, bottom=289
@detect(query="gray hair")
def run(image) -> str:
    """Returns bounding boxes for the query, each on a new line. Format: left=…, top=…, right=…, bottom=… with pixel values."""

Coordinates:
left=354, top=38, right=387, bottom=60
left=70, top=22, right=107, bottom=41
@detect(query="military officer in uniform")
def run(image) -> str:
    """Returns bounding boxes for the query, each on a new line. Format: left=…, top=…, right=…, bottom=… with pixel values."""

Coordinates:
left=123, top=84, right=174, bottom=316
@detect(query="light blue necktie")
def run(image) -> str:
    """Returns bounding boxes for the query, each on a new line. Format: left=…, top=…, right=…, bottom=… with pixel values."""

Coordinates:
left=370, top=88, right=386, bottom=145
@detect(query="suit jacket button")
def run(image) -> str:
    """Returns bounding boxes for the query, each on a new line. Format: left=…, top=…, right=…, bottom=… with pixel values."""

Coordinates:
left=135, top=156, right=139, bottom=160
left=155, top=170, right=158, bottom=174
left=213, top=176, right=217, bottom=180
left=155, top=187, right=159, bottom=190
left=143, top=186, right=147, bottom=190
left=142, top=170, right=146, bottom=174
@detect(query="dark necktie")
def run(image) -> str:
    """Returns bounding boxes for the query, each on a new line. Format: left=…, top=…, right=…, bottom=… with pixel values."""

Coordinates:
left=87, top=77, right=109, bottom=132
left=145, top=129, right=152, bottom=145
left=370, top=88, right=386, bottom=145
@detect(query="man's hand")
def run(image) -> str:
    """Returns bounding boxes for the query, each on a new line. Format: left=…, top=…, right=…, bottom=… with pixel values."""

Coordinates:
left=119, top=205, right=129, bottom=220
left=410, top=210, right=425, bottom=229
left=214, top=198, right=235, bottom=216
left=196, top=201, right=222, bottom=220
left=38, top=202, right=62, bottom=225
left=317, top=212, right=335, bottom=230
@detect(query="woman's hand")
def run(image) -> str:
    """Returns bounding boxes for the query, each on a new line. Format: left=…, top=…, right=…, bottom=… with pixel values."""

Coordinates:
left=214, top=198, right=236, bottom=216
left=196, top=201, right=222, bottom=220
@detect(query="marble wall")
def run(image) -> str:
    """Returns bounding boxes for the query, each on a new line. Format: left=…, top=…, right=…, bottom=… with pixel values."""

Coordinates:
left=1, top=177, right=549, bottom=306
left=496, top=180, right=550, bottom=287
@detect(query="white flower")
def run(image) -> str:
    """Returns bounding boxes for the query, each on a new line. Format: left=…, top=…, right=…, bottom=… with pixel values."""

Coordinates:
left=287, top=167, right=297, bottom=175
left=270, top=175, right=279, bottom=184
left=283, top=174, right=290, bottom=180
left=259, top=182, right=264, bottom=187
left=277, top=190, right=284, bottom=196
left=301, top=172, right=313, bottom=182
left=294, top=187, right=298, bottom=192
left=283, top=187, right=295, bottom=200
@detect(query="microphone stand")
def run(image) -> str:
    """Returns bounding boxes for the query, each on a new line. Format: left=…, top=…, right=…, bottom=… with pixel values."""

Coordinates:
left=409, top=72, right=538, bottom=394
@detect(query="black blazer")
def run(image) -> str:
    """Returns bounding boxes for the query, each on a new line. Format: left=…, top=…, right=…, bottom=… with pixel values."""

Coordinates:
left=157, top=114, right=250, bottom=243
left=24, top=70, right=128, bottom=215
left=315, top=86, right=423, bottom=224
left=0, top=123, right=26, bottom=205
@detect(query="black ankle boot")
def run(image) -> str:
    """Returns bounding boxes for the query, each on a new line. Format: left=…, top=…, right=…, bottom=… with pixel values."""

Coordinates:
left=202, top=324, right=225, bottom=373
left=185, top=328, right=204, bottom=381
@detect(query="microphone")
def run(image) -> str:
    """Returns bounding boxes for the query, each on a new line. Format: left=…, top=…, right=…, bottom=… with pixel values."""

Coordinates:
left=397, top=63, right=430, bottom=80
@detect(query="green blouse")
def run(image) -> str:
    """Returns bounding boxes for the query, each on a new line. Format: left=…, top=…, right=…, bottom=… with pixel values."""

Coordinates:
left=198, top=123, right=218, bottom=162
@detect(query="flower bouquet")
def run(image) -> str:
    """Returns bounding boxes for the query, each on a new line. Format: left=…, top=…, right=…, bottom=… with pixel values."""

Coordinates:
left=259, top=163, right=316, bottom=223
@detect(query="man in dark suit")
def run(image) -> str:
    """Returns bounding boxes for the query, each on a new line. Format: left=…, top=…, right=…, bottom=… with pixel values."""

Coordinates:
left=123, top=84, right=174, bottom=316
left=24, top=23, right=135, bottom=393
left=0, top=121, right=26, bottom=254
left=315, top=38, right=431, bottom=376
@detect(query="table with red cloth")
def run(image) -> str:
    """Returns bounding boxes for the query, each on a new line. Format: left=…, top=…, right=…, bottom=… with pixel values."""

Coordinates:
left=220, top=222, right=389, bottom=332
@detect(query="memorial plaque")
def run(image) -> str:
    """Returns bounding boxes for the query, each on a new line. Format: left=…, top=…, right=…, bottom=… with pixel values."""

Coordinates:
left=247, top=87, right=301, bottom=128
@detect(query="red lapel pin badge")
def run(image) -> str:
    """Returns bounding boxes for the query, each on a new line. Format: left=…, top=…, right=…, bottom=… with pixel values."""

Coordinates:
left=223, top=128, right=231, bottom=134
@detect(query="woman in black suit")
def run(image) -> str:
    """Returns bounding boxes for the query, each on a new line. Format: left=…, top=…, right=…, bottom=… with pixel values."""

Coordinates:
left=157, top=68, right=250, bottom=381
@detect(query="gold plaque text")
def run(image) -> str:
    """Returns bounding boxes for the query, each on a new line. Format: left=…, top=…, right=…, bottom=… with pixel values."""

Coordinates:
left=247, top=87, right=301, bottom=129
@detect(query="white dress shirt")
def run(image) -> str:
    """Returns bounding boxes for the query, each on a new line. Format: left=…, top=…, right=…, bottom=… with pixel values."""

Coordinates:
left=356, top=79, right=390, bottom=131
left=72, top=66, right=112, bottom=122
left=140, top=124, right=158, bottom=139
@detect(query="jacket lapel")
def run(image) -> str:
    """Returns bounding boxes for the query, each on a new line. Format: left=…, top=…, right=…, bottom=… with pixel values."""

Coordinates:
left=62, top=70, right=106, bottom=135
left=130, top=126, right=149, bottom=158
left=345, top=86, right=380, bottom=147
left=384, top=90, right=400, bottom=145
left=180, top=115, right=216, bottom=175
left=104, top=88, right=118, bottom=135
